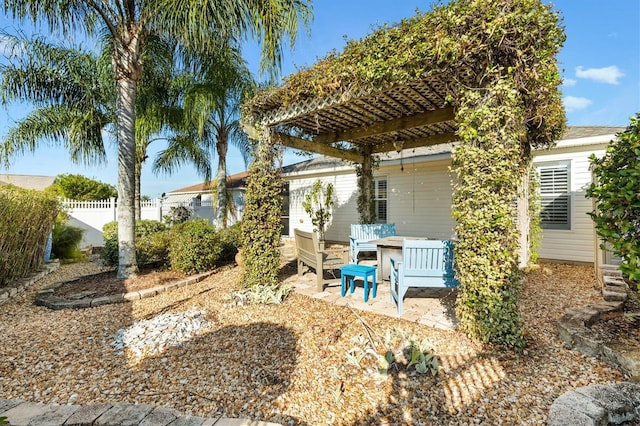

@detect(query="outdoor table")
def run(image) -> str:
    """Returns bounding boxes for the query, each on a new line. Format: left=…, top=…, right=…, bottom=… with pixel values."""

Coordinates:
left=369, top=236, right=434, bottom=284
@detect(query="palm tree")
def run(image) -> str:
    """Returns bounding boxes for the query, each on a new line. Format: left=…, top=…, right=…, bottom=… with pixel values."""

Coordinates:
left=0, top=33, right=114, bottom=169
left=0, top=32, right=209, bottom=221
left=2, top=0, right=312, bottom=278
left=163, top=40, right=254, bottom=228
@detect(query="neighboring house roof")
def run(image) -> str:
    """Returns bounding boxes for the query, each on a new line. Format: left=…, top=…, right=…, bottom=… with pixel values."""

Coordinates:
left=562, top=126, right=624, bottom=140
left=281, top=126, right=625, bottom=175
left=168, top=171, right=249, bottom=194
left=0, top=174, right=56, bottom=191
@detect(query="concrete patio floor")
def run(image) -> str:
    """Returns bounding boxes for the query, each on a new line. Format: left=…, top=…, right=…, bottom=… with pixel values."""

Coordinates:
left=280, top=241, right=458, bottom=330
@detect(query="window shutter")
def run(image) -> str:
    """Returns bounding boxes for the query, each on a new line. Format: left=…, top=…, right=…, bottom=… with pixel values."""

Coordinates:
left=538, top=164, right=570, bottom=229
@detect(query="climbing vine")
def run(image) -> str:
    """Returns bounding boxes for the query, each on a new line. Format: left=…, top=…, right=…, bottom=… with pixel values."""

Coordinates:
left=452, top=80, right=529, bottom=350
left=241, top=135, right=284, bottom=289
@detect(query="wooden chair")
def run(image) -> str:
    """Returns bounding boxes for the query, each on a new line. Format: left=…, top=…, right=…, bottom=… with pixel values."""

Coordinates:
left=389, top=239, right=458, bottom=315
left=349, top=223, right=396, bottom=264
left=294, top=229, right=349, bottom=292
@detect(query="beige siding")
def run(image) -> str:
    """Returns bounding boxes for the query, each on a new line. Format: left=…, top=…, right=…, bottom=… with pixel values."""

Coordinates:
left=283, top=133, right=615, bottom=264
left=533, top=144, right=606, bottom=263
left=287, top=172, right=358, bottom=241
left=380, top=159, right=455, bottom=239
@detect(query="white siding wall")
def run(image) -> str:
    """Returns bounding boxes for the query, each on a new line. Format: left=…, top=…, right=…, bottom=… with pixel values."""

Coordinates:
left=284, top=135, right=614, bottom=264
left=285, top=159, right=455, bottom=242
left=382, top=159, right=456, bottom=239
left=287, top=171, right=359, bottom=240
left=533, top=143, right=606, bottom=263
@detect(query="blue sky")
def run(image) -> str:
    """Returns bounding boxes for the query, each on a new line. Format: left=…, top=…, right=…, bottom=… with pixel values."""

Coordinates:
left=1, top=0, right=638, bottom=197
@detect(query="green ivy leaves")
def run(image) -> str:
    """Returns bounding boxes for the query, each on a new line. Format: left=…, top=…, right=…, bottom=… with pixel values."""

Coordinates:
left=587, top=114, right=640, bottom=282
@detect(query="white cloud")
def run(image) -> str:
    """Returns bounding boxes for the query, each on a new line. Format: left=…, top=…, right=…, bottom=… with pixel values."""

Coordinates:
left=562, top=78, right=577, bottom=87
left=563, top=96, right=592, bottom=112
left=576, top=65, right=624, bottom=85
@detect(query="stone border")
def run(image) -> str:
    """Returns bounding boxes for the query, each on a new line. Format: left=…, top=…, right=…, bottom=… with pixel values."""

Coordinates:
left=556, top=264, right=640, bottom=379
left=0, top=261, right=60, bottom=306
left=0, top=399, right=281, bottom=426
left=548, top=382, right=640, bottom=425
left=35, top=270, right=216, bottom=310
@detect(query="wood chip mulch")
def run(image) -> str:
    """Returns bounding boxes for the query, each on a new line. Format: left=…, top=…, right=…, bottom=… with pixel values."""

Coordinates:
left=0, top=260, right=629, bottom=425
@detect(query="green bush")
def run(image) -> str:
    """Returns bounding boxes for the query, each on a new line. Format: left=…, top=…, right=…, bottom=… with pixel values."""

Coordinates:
left=52, top=221, right=84, bottom=260
left=101, top=220, right=169, bottom=267
left=169, top=219, right=222, bottom=274
left=587, top=114, right=640, bottom=282
left=217, top=223, right=243, bottom=261
left=0, top=185, right=59, bottom=285
left=137, top=230, right=172, bottom=267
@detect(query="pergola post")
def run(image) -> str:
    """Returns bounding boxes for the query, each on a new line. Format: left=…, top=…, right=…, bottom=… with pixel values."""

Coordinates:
left=241, top=128, right=284, bottom=289
left=357, top=146, right=375, bottom=224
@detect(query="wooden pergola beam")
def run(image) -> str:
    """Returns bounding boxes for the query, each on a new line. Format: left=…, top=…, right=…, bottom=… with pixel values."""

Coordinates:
left=315, top=106, right=455, bottom=145
left=371, top=131, right=458, bottom=154
left=271, top=131, right=365, bottom=163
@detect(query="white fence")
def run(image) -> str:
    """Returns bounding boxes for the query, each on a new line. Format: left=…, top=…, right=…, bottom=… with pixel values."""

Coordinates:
left=61, top=197, right=220, bottom=248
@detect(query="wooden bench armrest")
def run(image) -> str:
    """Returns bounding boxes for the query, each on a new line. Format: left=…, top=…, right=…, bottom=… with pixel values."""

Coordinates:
left=322, top=247, right=349, bottom=263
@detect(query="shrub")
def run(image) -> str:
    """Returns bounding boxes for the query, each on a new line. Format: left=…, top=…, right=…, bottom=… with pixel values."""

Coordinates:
left=163, top=205, right=193, bottom=226
left=52, top=221, right=84, bottom=260
left=0, top=185, right=59, bottom=285
left=587, top=114, right=640, bottom=282
left=169, top=219, right=222, bottom=274
left=136, top=230, right=172, bottom=267
left=101, top=220, right=169, bottom=267
left=217, top=223, right=243, bottom=261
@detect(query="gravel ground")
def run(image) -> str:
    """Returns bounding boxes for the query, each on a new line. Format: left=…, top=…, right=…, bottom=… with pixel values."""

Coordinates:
left=0, top=261, right=626, bottom=425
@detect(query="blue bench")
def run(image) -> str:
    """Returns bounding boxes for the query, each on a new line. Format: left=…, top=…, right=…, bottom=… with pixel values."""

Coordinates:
left=349, top=223, right=396, bottom=264
left=340, top=264, right=377, bottom=302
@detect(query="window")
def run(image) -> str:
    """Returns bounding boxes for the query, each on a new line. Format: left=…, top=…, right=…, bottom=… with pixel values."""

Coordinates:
left=537, top=162, right=570, bottom=230
left=374, top=177, right=388, bottom=223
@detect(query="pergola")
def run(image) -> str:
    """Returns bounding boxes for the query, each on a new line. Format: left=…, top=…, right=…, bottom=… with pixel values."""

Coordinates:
left=243, top=72, right=460, bottom=224
left=241, top=0, right=565, bottom=348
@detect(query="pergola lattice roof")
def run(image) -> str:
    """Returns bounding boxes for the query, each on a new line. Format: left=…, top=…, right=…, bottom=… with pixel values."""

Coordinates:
left=245, top=74, right=461, bottom=163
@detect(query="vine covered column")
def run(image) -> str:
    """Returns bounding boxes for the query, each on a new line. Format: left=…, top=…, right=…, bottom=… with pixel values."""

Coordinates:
left=241, top=130, right=284, bottom=288
left=452, top=79, right=529, bottom=350
left=356, top=146, right=375, bottom=224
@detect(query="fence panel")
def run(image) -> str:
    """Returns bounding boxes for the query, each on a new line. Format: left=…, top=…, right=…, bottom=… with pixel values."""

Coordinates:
left=61, top=198, right=237, bottom=248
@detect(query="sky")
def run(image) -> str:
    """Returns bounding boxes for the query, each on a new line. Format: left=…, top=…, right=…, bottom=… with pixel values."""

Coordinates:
left=0, top=0, right=638, bottom=198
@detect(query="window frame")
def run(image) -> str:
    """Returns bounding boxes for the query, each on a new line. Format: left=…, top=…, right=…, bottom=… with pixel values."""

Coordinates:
left=374, top=176, right=388, bottom=224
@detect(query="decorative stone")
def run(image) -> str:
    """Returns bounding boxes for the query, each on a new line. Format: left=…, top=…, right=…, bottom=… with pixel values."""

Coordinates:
left=63, top=403, right=113, bottom=425
left=168, top=415, right=206, bottom=426
left=26, top=404, right=79, bottom=426
left=94, top=403, right=155, bottom=426
left=0, top=399, right=23, bottom=414
left=138, top=406, right=181, bottom=426
left=1, top=402, right=52, bottom=426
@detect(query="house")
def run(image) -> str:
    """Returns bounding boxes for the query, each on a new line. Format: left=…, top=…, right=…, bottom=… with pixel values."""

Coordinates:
left=163, top=171, right=248, bottom=227
left=282, top=126, right=625, bottom=265
left=0, top=174, right=56, bottom=191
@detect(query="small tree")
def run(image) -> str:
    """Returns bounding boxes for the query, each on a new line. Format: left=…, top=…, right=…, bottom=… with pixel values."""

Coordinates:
left=54, top=174, right=117, bottom=201
left=302, top=180, right=334, bottom=241
left=587, top=113, right=640, bottom=282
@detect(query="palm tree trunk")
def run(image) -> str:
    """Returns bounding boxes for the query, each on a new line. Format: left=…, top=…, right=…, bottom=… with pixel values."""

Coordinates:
left=116, top=74, right=138, bottom=278
left=135, top=159, right=142, bottom=221
left=216, top=133, right=228, bottom=228
left=113, top=29, right=141, bottom=279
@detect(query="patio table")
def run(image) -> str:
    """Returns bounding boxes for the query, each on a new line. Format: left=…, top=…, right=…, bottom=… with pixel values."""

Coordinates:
left=369, top=236, right=434, bottom=284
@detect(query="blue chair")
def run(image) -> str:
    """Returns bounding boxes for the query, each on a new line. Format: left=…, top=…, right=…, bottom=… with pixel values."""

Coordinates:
left=389, top=239, right=458, bottom=315
left=349, top=223, right=396, bottom=264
